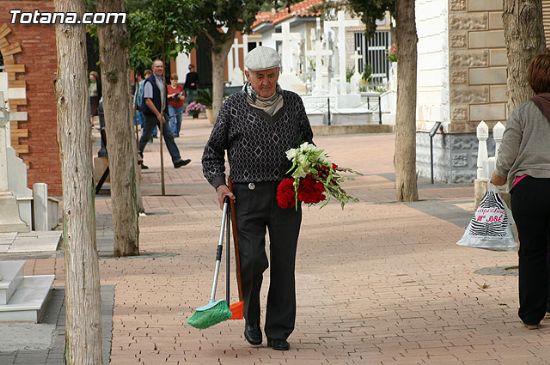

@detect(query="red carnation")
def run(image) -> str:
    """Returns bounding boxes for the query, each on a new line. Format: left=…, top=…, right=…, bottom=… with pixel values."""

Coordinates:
left=276, top=178, right=296, bottom=209
left=318, top=165, right=330, bottom=179
left=298, top=175, right=326, bottom=204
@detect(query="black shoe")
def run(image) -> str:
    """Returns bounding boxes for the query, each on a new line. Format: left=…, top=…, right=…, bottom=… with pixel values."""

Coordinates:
left=523, top=322, right=540, bottom=330
left=140, top=163, right=149, bottom=170
left=267, top=338, right=289, bottom=351
left=244, top=325, right=262, bottom=346
left=174, top=159, right=191, bottom=168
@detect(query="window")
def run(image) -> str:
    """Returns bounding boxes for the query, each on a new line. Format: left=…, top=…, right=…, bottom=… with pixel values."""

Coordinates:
left=355, top=31, right=391, bottom=85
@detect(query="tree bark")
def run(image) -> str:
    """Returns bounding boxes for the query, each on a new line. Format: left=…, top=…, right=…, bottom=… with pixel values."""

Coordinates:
left=97, top=0, right=140, bottom=256
left=54, top=0, right=103, bottom=363
left=394, top=0, right=419, bottom=202
left=209, top=29, right=236, bottom=120
left=503, top=0, right=546, bottom=111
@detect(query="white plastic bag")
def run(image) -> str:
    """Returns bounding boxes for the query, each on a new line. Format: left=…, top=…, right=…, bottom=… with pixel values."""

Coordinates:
left=457, top=184, right=518, bottom=251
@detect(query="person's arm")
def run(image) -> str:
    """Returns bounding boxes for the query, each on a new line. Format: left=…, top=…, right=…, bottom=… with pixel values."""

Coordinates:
left=491, top=108, right=523, bottom=185
left=167, top=85, right=179, bottom=99
left=178, top=85, right=186, bottom=101
left=145, top=98, right=165, bottom=124
left=190, top=73, right=199, bottom=88
left=202, top=101, right=234, bottom=208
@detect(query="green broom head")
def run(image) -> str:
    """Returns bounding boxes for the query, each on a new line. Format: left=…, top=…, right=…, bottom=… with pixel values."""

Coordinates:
left=187, top=299, right=232, bottom=329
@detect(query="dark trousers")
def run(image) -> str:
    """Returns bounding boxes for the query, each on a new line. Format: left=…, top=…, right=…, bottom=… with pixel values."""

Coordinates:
left=139, top=114, right=181, bottom=163
left=233, top=181, right=302, bottom=340
left=511, top=177, right=550, bottom=325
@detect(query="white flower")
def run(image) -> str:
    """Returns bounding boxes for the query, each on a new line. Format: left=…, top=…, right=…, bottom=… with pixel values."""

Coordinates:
left=286, top=148, right=298, bottom=161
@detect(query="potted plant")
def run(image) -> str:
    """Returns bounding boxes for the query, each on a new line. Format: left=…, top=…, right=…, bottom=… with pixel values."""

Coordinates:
left=195, top=88, right=214, bottom=124
left=186, top=101, right=206, bottom=119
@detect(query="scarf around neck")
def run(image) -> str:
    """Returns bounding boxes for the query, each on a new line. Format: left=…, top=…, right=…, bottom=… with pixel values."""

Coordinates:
left=243, top=82, right=284, bottom=117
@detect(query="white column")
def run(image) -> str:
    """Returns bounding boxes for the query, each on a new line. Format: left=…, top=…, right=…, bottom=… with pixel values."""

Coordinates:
left=476, top=121, right=489, bottom=180
left=281, top=22, right=293, bottom=74
left=0, top=94, right=7, bottom=192
left=338, top=10, right=347, bottom=95
left=33, top=183, right=49, bottom=231
left=227, top=45, right=234, bottom=82
left=0, top=93, right=29, bottom=233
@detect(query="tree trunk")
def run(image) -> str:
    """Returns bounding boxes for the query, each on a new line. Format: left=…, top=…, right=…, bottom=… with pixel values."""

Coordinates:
left=97, top=0, right=140, bottom=256
left=54, top=0, right=103, bottom=363
left=210, top=30, right=236, bottom=120
left=503, top=0, right=546, bottom=111
left=394, top=0, right=419, bottom=202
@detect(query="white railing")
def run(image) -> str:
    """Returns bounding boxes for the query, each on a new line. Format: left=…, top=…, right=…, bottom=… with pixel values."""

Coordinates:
left=476, top=120, right=505, bottom=181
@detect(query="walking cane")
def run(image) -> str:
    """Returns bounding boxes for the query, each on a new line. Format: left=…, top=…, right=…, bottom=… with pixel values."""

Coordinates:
left=228, top=177, right=244, bottom=319
left=159, top=107, right=166, bottom=196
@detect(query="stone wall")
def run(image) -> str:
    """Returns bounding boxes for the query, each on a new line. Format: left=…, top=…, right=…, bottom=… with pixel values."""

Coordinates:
left=416, top=131, right=495, bottom=183
left=0, top=1, right=61, bottom=196
left=448, top=0, right=506, bottom=133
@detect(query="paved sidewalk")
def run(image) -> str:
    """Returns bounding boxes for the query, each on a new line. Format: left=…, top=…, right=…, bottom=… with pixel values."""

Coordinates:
left=17, top=117, right=550, bottom=364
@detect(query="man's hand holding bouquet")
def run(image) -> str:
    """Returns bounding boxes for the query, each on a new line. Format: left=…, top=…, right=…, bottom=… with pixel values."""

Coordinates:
left=276, top=142, right=361, bottom=209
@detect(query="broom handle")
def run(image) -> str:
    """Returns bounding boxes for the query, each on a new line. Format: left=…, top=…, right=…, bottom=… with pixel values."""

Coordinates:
left=210, top=199, right=228, bottom=302
left=228, top=178, right=243, bottom=301
left=226, top=200, right=230, bottom=304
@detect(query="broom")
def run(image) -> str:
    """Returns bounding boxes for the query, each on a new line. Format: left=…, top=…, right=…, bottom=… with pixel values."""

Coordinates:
left=228, top=178, right=244, bottom=320
left=187, top=198, right=233, bottom=329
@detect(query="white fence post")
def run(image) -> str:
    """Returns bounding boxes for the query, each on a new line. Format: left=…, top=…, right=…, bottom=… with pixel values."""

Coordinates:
left=476, top=120, right=489, bottom=180
left=493, top=121, right=505, bottom=160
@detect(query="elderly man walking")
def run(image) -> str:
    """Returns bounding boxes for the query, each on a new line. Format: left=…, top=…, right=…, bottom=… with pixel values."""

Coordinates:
left=202, top=46, right=314, bottom=351
left=139, top=59, right=190, bottom=168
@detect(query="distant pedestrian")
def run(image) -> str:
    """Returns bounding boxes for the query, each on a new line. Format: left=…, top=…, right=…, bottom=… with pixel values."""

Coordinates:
left=135, top=69, right=158, bottom=140
left=491, top=51, right=550, bottom=330
left=133, top=71, right=145, bottom=128
left=167, top=73, right=185, bottom=137
left=184, top=64, right=199, bottom=105
left=89, top=71, right=100, bottom=117
left=139, top=59, right=190, bottom=169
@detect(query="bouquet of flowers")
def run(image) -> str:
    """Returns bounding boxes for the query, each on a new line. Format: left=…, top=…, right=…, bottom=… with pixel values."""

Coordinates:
left=276, top=142, right=360, bottom=209
left=387, top=46, right=397, bottom=63
left=186, top=101, right=206, bottom=117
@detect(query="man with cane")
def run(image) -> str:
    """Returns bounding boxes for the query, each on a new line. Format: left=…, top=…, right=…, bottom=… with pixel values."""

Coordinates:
left=138, top=59, right=190, bottom=169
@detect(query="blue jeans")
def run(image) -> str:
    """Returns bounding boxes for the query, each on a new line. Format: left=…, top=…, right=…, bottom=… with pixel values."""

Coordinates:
left=168, top=105, right=184, bottom=137
left=139, top=114, right=182, bottom=164
left=185, top=88, right=195, bottom=106
left=134, top=110, right=144, bottom=127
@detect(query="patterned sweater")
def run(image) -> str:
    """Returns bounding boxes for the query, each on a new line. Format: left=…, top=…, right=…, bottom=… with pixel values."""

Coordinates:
left=202, top=90, right=314, bottom=188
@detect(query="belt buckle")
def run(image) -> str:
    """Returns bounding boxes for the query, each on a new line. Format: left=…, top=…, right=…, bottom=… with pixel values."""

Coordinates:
left=248, top=182, right=255, bottom=190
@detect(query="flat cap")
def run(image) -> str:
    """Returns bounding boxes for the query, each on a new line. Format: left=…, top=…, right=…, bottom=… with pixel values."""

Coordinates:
left=244, top=46, right=281, bottom=71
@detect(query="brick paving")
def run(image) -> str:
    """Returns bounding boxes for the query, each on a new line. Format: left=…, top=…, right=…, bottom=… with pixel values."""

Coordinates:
left=20, top=116, right=550, bottom=364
